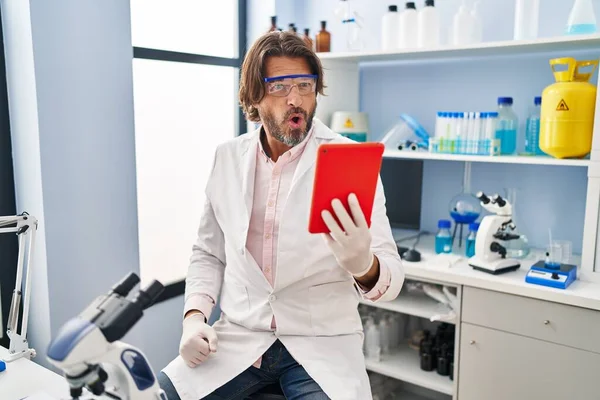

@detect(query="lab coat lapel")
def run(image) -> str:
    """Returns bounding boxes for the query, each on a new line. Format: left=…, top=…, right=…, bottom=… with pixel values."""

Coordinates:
left=240, top=130, right=259, bottom=247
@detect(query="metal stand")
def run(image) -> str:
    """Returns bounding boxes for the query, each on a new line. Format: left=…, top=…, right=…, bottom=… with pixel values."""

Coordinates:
left=0, top=212, right=37, bottom=362
left=452, top=222, right=468, bottom=248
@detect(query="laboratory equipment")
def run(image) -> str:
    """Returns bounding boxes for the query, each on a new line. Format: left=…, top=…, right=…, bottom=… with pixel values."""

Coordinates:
left=540, top=57, right=598, bottom=159
left=334, top=0, right=364, bottom=51
left=0, top=359, right=5, bottom=372
left=452, top=1, right=473, bottom=45
left=288, top=23, right=297, bottom=33
left=418, top=0, right=440, bottom=48
left=303, top=28, right=313, bottom=49
left=468, top=191, right=521, bottom=274
left=514, top=0, right=540, bottom=40
left=449, top=190, right=481, bottom=246
left=330, top=111, right=369, bottom=142
left=399, top=2, right=418, bottom=49
left=496, top=97, right=518, bottom=155
left=315, top=21, right=331, bottom=52
left=1, top=212, right=38, bottom=363
left=435, top=219, right=453, bottom=254
left=526, top=240, right=577, bottom=289
left=268, top=16, right=280, bottom=32
left=364, top=316, right=381, bottom=361
left=380, top=113, right=430, bottom=151
left=430, top=111, right=500, bottom=155
left=502, top=187, right=530, bottom=259
left=47, top=272, right=166, bottom=400
left=470, top=1, right=482, bottom=43
left=566, top=0, right=597, bottom=35
left=382, top=5, right=400, bottom=51
left=465, top=222, right=479, bottom=257
left=525, top=96, right=543, bottom=155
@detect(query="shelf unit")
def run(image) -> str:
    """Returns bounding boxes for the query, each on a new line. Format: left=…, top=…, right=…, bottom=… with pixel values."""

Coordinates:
left=360, top=289, right=455, bottom=324
left=315, top=34, right=600, bottom=285
left=382, top=149, right=591, bottom=167
left=365, top=345, right=454, bottom=396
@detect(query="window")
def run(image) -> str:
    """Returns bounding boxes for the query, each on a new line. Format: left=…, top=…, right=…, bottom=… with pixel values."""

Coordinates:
left=130, top=1, right=246, bottom=291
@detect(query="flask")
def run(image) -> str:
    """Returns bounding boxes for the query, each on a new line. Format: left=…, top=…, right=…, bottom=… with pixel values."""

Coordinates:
left=399, top=2, right=418, bottom=48
left=566, top=0, right=598, bottom=35
left=465, top=223, right=479, bottom=258
left=417, top=0, right=440, bottom=48
left=382, top=5, right=400, bottom=50
left=495, top=97, right=518, bottom=155
left=525, top=96, right=543, bottom=155
left=435, top=219, right=453, bottom=254
left=315, top=20, right=331, bottom=52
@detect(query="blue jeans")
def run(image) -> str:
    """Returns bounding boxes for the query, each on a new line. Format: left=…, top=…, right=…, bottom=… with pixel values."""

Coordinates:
left=158, top=340, right=329, bottom=400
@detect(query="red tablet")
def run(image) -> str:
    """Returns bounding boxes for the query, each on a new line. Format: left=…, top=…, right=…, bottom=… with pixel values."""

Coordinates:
left=308, top=142, right=385, bottom=234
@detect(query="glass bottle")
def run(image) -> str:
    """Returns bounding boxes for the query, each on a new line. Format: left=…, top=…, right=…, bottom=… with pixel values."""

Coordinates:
left=288, top=23, right=297, bottom=33
left=525, top=96, right=543, bottom=155
left=268, top=16, right=278, bottom=32
left=316, top=20, right=331, bottom=52
left=303, top=28, right=313, bottom=49
left=465, top=222, right=479, bottom=258
left=502, top=187, right=530, bottom=259
left=495, top=96, right=518, bottom=155
left=435, top=219, right=453, bottom=254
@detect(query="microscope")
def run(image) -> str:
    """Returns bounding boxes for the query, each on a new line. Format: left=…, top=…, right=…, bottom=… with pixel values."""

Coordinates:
left=47, top=273, right=167, bottom=400
left=468, top=191, right=521, bottom=274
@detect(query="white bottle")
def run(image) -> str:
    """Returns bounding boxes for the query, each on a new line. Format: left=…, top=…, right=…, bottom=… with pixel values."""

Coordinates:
left=399, top=2, right=418, bottom=49
left=417, top=0, right=440, bottom=48
left=382, top=5, right=400, bottom=50
left=566, top=0, right=598, bottom=35
left=514, top=0, right=540, bottom=40
left=452, top=3, right=473, bottom=45
left=470, top=1, right=483, bottom=43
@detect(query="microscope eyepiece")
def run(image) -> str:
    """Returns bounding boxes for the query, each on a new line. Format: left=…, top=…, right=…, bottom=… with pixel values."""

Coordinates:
left=476, top=191, right=490, bottom=204
left=132, top=280, right=165, bottom=310
left=492, top=194, right=506, bottom=207
left=111, top=272, right=140, bottom=297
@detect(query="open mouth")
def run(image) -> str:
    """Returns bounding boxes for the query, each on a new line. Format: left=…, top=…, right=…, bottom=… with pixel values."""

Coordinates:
left=288, top=114, right=304, bottom=128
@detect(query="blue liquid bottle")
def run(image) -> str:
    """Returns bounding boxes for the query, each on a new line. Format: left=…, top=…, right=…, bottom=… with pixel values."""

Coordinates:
left=525, top=96, right=543, bottom=155
left=435, top=219, right=453, bottom=254
left=465, top=222, right=479, bottom=258
left=495, top=97, right=518, bottom=155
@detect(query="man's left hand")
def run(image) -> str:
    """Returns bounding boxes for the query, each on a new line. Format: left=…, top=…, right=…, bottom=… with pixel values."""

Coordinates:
left=321, top=193, right=374, bottom=277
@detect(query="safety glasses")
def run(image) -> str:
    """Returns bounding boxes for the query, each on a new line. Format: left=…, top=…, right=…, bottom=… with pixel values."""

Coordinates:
left=263, top=74, right=318, bottom=97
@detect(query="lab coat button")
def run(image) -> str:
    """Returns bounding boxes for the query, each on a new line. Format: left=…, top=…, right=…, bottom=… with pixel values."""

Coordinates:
left=269, top=295, right=277, bottom=302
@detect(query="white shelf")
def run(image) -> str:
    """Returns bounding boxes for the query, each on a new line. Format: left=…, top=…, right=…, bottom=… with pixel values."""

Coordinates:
left=317, top=34, right=600, bottom=64
left=383, top=149, right=591, bottom=167
left=360, top=289, right=455, bottom=324
left=365, top=345, right=454, bottom=396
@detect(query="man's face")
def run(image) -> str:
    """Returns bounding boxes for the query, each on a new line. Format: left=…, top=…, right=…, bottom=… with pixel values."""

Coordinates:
left=256, top=56, right=317, bottom=147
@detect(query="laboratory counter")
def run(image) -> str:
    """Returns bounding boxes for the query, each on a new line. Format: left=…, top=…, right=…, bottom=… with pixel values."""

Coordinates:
left=392, top=229, right=600, bottom=312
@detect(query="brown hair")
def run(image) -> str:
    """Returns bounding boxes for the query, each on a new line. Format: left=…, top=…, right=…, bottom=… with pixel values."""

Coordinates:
left=239, top=31, right=326, bottom=122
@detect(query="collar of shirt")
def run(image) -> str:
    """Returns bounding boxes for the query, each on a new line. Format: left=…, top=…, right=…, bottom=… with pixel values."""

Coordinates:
left=258, top=124, right=314, bottom=164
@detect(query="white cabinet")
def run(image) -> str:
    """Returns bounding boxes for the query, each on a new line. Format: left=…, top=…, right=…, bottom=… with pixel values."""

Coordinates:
left=459, top=323, right=600, bottom=400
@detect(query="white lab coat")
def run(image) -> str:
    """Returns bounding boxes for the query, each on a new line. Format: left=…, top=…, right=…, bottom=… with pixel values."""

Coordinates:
left=162, top=118, right=404, bottom=400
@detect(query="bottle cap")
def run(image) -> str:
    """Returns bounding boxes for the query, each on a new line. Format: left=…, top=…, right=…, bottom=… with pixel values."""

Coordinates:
left=425, top=0, right=434, bottom=6
left=469, top=222, right=480, bottom=231
left=534, top=96, right=542, bottom=106
left=321, top=20, right=327, bottom=28
left=389, top=5, right=398, bottom=12
left=438, top=219, right=451, bottom=229
left=489, top=111, right=499, bottom=117
left=406, top=2, right=416, bottom=9
left=497, top=96, right=513, bottom=106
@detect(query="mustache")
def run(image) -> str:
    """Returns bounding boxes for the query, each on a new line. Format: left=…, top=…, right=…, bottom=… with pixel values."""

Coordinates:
left=283, top=107, right=308, bottom=120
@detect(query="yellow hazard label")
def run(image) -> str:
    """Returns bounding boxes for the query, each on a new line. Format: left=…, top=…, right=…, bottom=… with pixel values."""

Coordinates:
left=556, top=99, right=570, bottom=111
left=344, top=118, right=354, bottom=128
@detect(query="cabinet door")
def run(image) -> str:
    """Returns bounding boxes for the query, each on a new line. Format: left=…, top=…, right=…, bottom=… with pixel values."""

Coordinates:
left=459, top=323, right=600, bottom=400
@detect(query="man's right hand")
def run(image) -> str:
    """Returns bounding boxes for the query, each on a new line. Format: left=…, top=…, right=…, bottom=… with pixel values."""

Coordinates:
left=179, top=313, right=219, bottom=368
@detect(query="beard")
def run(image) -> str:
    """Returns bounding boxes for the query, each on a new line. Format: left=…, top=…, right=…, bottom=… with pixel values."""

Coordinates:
left=261, top=106, right=316, bottom=147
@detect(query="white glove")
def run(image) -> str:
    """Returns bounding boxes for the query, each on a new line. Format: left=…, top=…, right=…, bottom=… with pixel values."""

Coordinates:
left=179, top=313, right=218, bottom=368
left=321, top=193, right=374, bottom=277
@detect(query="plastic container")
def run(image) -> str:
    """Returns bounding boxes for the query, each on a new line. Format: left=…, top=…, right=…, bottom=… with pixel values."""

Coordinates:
left=465, top=222, right=479, bottom=258
left=435, top=219, right=453, bottom=254
left=525, top=96, right=543, bottom=155
left=380, top=114, right=430, bottom=151
left=382, top=5, right=400, bottom=50
left=364, top=317, right=381, bottom=361
left=417, top=0, right=440, bottom=48
left=566, top=0, right=598, bottom=35
left=399, top=2, right=418, bottom=49
left=495, top=97, right=518, bottom=155
left=514, top=0, right=540, bottom=40
left=452, top=3, right=473, bottom=45
left=470, top=1, right=482, bottom=43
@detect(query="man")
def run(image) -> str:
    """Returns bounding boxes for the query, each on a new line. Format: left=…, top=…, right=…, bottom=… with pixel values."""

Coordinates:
left=160, top=31, right=404, bottom=400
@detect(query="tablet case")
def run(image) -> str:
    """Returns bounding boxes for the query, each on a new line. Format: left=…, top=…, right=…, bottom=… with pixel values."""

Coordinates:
left=308, top=142, right=385, bottom=234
